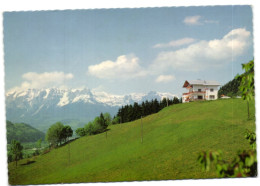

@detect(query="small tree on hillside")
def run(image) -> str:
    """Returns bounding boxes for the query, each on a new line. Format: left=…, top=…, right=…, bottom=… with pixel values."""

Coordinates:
left=62, top=125, right=73, bottom=143
left=91, top=116, right=104, bottom=134
left=104, top=113, right=112, bottom=126
left=84, top=121, right=95, bottom=135
left=36, top=139, right=42, bottom=149
left=236, top=59, right=254, bottom=119
left=10, top=140, right=23, bottom=167
left=112, top=116, right=120, bottom=124
left=76, top=127, right=86, bottom=137
left=45, top=122, right=64, bottom=147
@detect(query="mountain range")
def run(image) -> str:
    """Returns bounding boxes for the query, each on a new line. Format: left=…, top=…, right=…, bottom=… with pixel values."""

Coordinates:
left=5, top=88, right=177, bottom=131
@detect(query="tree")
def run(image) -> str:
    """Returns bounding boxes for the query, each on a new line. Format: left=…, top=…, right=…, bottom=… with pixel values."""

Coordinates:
left=127, top=105, right=134, bottom=122
left=99, top=113, right=108, bottom=130
left=36, top=139, right=42, bottom=149
left=160, top=98, right=167, bottom=109
left=91, top=116, right=104, bottom=133
left=173, top=97, right=180, bottom=104
left=218, top=78, right=241, bottom=98
left=144, top=100, right=151, bottom=116
left=7, top=151, right=13, bottom=163
left=236, top=59, right=254, bottom=119
left=84, top=121, right=96, bottom=135
left=76, top=128, right=86, bottom=137
left=62, top=125, right=73, bottom=143
left=104, top=113, right=112, bottom=126
left=152, top=99, right=160, bottom=113
left=10, top=140, right=23, bottom=167
left=112, top=116, right=120, bottom=124
left=45, top=122, right=64, bottom=147
left=133, top=102, right=141, bottom=120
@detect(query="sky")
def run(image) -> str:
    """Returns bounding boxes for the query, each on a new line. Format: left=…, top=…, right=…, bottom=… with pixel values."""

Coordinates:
left=3, top=6, right=254, bottom=97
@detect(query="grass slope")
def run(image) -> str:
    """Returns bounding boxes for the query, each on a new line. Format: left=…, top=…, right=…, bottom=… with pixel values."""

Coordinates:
left=8, top=98, right=255, bottom=184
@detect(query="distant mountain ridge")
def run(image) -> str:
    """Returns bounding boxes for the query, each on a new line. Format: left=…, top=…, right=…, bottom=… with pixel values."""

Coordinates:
left=5, top=88, right=177, bottom=131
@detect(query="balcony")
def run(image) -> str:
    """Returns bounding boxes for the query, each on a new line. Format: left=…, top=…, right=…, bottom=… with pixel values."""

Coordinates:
left=182, top=91, right=206, bottom=95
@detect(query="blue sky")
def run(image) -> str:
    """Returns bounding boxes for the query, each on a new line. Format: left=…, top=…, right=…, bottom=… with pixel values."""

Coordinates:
left=4, top=6, right=254, bottom=96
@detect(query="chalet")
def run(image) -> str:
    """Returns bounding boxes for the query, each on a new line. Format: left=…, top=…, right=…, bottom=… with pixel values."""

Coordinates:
left=182, top=80, right=221, bottom=103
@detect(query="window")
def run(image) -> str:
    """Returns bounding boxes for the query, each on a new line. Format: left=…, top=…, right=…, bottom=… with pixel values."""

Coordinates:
left=198, top=95, right=203, bottom=99
left=198, top=89, right=201, bottom=92
left=209, top=95, right=215, bottom=99
left=210, top=88, right=214, bottom=92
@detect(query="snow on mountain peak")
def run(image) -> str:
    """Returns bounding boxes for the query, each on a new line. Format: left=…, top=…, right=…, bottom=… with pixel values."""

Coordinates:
left=6, top=88, right=178, bottom=108
left=57, top=92, right=70, bottom=107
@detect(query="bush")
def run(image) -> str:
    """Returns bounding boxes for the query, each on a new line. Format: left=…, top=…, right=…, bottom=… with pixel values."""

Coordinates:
left=76, top=128, right=86, bottom=137
left=76, top=113, right=110, bottom=138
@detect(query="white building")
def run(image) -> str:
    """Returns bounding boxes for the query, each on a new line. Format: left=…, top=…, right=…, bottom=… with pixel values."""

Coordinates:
left=182, top=80, right=221, bottom=103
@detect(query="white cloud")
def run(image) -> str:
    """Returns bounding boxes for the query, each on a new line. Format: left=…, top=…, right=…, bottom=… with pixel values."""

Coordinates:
left=9, top=71, right=74, bottom=91
left=183, top=15, right=218, bottom=25
left=87, top=54, right=147, bottom=80
left=155, top=75, right=175, bottom=83
left=153, top=28, right=251, bottom=72
left=153, top=38, right=196, bottom=48
left=183, top=15, right=202, bottom=25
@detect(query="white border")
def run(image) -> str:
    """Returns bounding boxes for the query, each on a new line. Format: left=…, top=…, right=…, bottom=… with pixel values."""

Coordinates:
left=0, top=1, right=259, bottom=186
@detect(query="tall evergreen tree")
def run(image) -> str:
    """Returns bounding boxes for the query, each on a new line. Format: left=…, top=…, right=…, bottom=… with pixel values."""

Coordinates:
left=99, top=113, right=108, bottom=130
left=160, top=98, right=167, bottom=109
left=153, top=99, right=160, bottom=113
left=133, top=102, right=141, bottom=120
left=173, top=97, right=180, bottom=104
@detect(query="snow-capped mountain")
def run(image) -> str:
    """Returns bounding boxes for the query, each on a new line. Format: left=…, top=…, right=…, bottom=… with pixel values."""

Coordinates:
left=5, top=88, right=177, bottom=131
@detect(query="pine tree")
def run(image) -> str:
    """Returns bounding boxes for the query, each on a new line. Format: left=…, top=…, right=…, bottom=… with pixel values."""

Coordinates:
left=99, top=113, right=107, bottom=130
left=160, top=98, right=167, bottom=109
left=173, top=97, right=180, bottom=104
left=153, top=99, right=160, bottom=113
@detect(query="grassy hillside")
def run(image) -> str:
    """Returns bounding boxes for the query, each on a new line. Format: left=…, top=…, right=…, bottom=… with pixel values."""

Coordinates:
left=6, top=121, right=45, bottom=144
left=8, top=98, right=255, bottom=184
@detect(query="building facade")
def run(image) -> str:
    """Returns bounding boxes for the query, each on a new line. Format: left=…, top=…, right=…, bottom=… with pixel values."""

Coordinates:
left=182, top=80, right=221, bottom=103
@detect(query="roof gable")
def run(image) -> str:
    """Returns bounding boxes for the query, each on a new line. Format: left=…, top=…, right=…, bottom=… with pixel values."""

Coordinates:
left=184, top=80, right=221, bottom=87
left=182, top=80, right=190, bottom=88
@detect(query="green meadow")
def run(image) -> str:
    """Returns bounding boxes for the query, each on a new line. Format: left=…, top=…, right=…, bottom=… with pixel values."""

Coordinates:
left=8, top=98, right=255, bottom=184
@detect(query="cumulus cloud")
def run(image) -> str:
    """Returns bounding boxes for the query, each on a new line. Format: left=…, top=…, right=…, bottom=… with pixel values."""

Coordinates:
left=153, top=28, right=251, bottom=72
left=153, top=38, right=196, bottom=48
left=87, top=55, right=147, bottom=80
left=9, top=71, right=74, bottom=91
left=155, top=75, right=175, bottom=83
